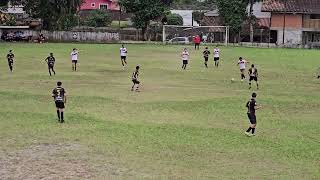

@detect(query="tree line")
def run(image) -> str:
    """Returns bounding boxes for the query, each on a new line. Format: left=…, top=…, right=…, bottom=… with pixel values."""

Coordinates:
left=1, top=0, right=260, bottom=42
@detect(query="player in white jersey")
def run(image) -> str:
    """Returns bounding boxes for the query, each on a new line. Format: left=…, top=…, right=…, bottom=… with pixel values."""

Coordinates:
left=237, top=57, right=250, bottom=81
left=213, top=46, right=220, bottom=67
left=71, top=48, right=79, bottom=71
left=181, top=48, right=190, bottom=70
left=120, top=44, right=128, bottom=68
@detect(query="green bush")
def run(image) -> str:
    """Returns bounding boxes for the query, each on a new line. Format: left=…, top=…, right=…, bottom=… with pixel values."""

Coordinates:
left=84, top=10, right=112, bottom=27
left=166, top=13, right=183, bottom=26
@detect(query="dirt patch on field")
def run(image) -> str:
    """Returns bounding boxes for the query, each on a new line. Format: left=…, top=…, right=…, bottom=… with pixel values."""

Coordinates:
left=0, top=143, right=95, bottom=180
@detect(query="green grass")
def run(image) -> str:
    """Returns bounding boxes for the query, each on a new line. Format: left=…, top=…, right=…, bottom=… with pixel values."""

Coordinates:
left=0, top=43, right=319, bottom=179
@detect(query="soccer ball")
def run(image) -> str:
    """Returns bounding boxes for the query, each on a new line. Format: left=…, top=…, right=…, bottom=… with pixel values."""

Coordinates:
left=231, top=78, right=235, bottom=83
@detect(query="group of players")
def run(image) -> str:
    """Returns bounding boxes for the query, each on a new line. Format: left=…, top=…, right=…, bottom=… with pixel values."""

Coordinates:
left=5, top=45, right=264, bottom=136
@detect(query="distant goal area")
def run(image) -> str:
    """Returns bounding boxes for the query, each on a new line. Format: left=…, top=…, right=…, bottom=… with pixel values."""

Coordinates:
left=163, top=25, right=229, bottom=46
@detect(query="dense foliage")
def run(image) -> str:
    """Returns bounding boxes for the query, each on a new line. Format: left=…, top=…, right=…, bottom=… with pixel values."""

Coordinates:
left=166, top=13, right=183, bottom=25
left=82, top=10, right=112, bottom=27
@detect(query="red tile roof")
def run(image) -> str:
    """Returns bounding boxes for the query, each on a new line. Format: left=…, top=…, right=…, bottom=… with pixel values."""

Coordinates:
left=258, top=18, right=271, bottom=28
left=262, top=0, right=320, bottom=13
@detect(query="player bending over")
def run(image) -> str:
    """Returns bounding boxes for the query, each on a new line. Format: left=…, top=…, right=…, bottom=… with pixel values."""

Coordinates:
left=7, top=50, right=15, bottom=72
left=203, top=47, right=211, bottom=68
left=181, top=48, right=190, bottom=70
left=45, top=53, right=56, bottom=76
left=131, top=66, right=140, bottom=92
left=245, top=92, right=261, bottom=137
left=52, top=81, right=67, bottom=123
left=248, top=64, right=259, bottom=90
left=120, top=44, right=128, bottom=68
left=71, top=48, right=79, bottom=71
left=213, top=46, right=220, bottom=67
left=237, top=57, right=250, bottom=81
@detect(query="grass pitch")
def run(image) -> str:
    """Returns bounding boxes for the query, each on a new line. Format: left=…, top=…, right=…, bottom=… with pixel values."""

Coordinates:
left=0, top=43, right=319, bottom=179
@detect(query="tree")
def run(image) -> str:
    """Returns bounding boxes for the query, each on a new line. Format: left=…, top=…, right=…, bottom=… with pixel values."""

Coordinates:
left=83, top=10, right=112, bottom=27
left=166, top=13, right=183, bottom=25
left=216, top=0, right=247, bottom=42
left=119, top=0, right=169, bottom=40
left=247, top=0, right=262, bottom=43
left=192, top=11, right=205, bottom=25
left=23, top=0, right=83, bottom=30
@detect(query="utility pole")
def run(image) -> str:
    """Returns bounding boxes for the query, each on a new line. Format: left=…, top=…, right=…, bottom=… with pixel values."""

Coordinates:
left=282, top=0, right=287, bottom=44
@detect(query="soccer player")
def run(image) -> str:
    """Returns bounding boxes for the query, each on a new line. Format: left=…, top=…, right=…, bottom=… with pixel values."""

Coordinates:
left=245, top=92, right=261, bottom=136
left=45, top=53, right=56, bottom=76
left=7, top=50, right=14, bottom=72
left=181, top=48, right=190, bottom=70
left=131, top=66, right=140, bottom=92
left=248, top=64, right=259, bottom=90
left=52, top=81, right=67, bottom=123
left=203, top=47, right=211, bottom=68
left=71, top=48, right=79, bottom=71
left=213, top=46, right=220, bottom=67
left=237, top=57, right=250, bottom=81
left=120, top=44, right=128, bottom=68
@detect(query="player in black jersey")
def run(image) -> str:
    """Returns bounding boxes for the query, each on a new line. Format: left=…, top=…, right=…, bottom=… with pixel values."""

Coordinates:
left=52, top=81, right=67, bottom=123
left=203, top=47, right=211, bottom=68
left=131, top=66, right=140, bottom=92
left=245, top=93, right=261, bottom=136
left=45, top=53, right=56, bottom=76
left=7, top=50, right=15, bottom=72
left=248, top=64, right=259, bottom=90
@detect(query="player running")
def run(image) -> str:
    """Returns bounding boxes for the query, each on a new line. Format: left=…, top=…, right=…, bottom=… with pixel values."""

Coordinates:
left=45, top=53, right=56, bottom=76
left=7, top=50, right=15, bottom=72
left=237, top=57, right=250, bottom=81
left=203, top=47, right=211, bottom=68
left=120, top=44, right=128, bottom=68
left=71, top=48, right=79, bottom=71
left=248, top=64, right=259, bottom=90
left=131, top=66, right=140, bottom=92
left=245, top=92, right=261, bottom=137
left=213, top=46, right=220, bottom=67
left=52, top=81, right=67, bottom=123
left=181, top=48, right=190, bottom=70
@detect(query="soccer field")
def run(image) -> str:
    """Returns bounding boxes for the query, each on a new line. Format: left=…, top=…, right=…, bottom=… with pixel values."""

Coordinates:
left=0, top=43, right=319, bottom=179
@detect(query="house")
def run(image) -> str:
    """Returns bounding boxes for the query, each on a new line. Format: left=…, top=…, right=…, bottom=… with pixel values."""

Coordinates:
left=80, top=0, right=119, bottom=11
left=262, top=0, right=320, bottom=46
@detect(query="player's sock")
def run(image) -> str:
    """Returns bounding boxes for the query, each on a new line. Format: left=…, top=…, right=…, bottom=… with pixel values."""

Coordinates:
left=49, top=70, right=52, bottom=76
left=205, top=63, right=208, bottom=68
left=252, top=128, right=255, bottom=134
left=318, top=76, right=320, bottom=79
left=53, top=70, right=56, bottom=75
left=75, top=65, right=77, bottom=71
left=61, top=112, right=64, bottom=123
left=246, top=127, right=252, bottom=132
left=57, top=110, right=60, bottom=121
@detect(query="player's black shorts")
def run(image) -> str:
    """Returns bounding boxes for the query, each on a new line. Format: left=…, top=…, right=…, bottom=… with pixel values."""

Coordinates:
left=48, top=64, right=54, bottom=68
left=121, top=56, right=127, bottom=60
left=247, top=113, right=257, bottom=124
left=204, top=57, right=209, bottom=61
left=183, top=60, right=188, bottom=65
left=249, top=76, right=258, bottom=81
left=214, top=57, right=220, bottom=61
left=55, top=101, right=65, bottom=109
left=132, top=79, right=140, bottom=84
left=72, top=60, right=78, bottom=64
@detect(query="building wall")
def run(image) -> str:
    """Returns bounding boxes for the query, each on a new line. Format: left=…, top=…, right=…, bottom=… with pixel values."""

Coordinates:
left=272, top=28, right=303, bottom=45
left=271, top=14, right=303, bottom=28
left=170, top=10, right=199, bottom=26
left=80, top=0, right=119, bottom=10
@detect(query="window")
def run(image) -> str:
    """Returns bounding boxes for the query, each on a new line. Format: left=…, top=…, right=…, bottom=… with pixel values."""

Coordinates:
left=99, top=4, right=108, bottom=10
left=91, top=3, right=95, bottom=7
left=310, top=14, right=320, bottom=19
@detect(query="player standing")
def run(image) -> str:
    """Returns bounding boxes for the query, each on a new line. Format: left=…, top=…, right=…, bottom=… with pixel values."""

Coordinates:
left=245, top=92, right=261, bottom=137
left=120, top=44, right=128, bottom=68
left=7, top=50, right=14, bottom=72
left=45, top=53, right=56, bottom=76
left=213, top=46, right=220, bottom=67
left=52, top=81, right=67, bottom=123
left=71, top=48, right=79, bottom=71
left=131, top=66, right=140, bottom=92
left=203, top=47, right=210, bottom=68
left=237, top=57, right=250, bottom=81
left=181, top=48, right=190, bottom=70
left=248, top=64, right=259, bottom=90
